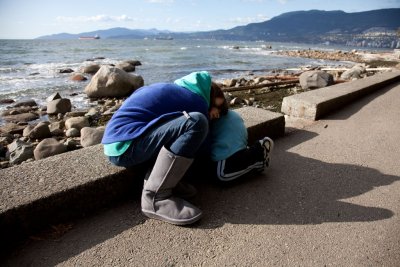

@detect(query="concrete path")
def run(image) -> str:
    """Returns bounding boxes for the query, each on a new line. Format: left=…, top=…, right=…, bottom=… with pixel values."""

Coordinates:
left=3, top=82, right=400, bottom=266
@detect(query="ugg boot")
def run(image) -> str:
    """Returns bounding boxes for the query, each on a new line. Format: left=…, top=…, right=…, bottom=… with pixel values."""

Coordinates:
left=144, top=171, right=197, bottom=199
left=141, top=146, right=202, bottom=225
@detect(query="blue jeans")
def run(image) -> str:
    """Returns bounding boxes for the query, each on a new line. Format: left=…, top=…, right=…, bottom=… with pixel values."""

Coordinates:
left=108, top=112, right=209, bottom=168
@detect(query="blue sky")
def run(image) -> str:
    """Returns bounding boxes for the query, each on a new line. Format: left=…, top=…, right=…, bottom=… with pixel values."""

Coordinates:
left=0, top=0, right=399, bottom=39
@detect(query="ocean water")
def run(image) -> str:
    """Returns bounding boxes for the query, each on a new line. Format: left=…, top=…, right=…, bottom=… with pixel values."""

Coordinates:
left=0, top=39, right=358, bottom=111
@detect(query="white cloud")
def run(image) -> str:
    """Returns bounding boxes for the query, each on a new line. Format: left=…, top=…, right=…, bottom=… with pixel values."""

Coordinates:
left=56, top=14, right=135, bottom=23
left=277, top=0, right=288, bottom=4
left=228, top=14, right=269, bottom=25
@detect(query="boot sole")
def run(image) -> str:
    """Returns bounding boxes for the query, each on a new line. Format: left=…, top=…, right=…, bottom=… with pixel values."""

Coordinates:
left=142, top=209, right=203, bottom=226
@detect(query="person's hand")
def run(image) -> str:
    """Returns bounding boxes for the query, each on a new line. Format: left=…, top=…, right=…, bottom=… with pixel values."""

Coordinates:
left=209, top=107, right=220, bottom=120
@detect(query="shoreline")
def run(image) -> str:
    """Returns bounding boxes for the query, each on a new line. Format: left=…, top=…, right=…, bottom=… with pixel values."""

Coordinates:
left=274, top=48, right=400, bottom=67
left=1, top=48, right=399, bottom=169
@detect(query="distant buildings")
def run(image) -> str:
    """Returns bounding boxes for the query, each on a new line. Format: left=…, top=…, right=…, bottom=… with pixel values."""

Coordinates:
left=321, top=30, right=400, bottom=48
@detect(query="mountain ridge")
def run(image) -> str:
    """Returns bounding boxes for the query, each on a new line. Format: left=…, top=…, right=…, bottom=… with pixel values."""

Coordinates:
left=37, top=8, right=400, bottom=45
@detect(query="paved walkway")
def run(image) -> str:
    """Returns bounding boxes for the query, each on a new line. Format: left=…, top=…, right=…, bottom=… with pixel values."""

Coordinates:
left=3, top=82, right=400, bottom=266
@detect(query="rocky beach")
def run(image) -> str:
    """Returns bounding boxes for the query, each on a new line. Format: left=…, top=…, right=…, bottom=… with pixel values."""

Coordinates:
left=1, top=48, right=399, bottom=169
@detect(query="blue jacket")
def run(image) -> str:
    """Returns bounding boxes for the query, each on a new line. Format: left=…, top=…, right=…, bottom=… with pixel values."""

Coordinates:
left=102, top=74, right=210, bottom=144
left=210, top=110, right=248, bottom=161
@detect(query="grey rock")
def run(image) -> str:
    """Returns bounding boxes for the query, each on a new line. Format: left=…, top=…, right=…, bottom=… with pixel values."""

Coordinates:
left=0, top=123, right=25, bottom=135
left=2, top=112, right=39, bottom=123
left=0, top=133, right=13, bottom=144
left=65, top=117, right=90, bottom=131
left=28, top=122, right=52, bottom=140
left=1, top=107, right=34, bottom=116
left=85, top=108, right=99, bottom=117
left=84, top=66, right=144, bottom=98
left=64, top=138, right=81, bottom=151
left=47, top=98, right=72, bottom=115
left=49, top=121, right=65, bottom=132
left=59, top=68, right=74, bottom=74
left=80, top=127, right=104, bottom=148
left=34, top=138, right=67, bottom=160
left=82, top=64, right=101, bottom=75
left=46, top=92, right=62, bottom=102
left=65, top=111, right=87, bottom=118
left=0, top=99, right=15, bottom=104
left=51, top=128, right=64, bottom=137
left=341, top=64, right=367, bottom=80
left=65, top=128, right=80, bottom=137
left=12, top=99, right=38, bottom=108
left=125, top=60, right=141, bottom=66
left=299, top=70, right=334, bottom=89
left=22, top=125, right=35, bottom=137
left=8, top=139, right=34, bottom=165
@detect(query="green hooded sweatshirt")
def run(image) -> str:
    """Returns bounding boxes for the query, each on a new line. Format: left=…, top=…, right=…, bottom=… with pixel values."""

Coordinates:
left=174, top=71, right=211, bottom=107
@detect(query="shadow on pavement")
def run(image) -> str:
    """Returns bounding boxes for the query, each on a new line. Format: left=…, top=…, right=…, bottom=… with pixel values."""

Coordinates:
left=194, top=129, right=398, bottom=228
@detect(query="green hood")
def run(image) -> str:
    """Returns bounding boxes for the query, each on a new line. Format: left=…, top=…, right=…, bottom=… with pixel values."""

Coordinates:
left=174, top=71, right=211, bottom=107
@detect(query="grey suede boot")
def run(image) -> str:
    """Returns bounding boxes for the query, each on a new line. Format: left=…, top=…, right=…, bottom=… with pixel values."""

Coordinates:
left=141, top=146, right=202, bottom=225
left=144, top=171, right=197, bottom=199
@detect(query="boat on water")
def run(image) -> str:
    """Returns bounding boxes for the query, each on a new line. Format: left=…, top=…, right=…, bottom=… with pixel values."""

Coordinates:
left=154, top=36, right=173, bottom=40
left=79, top=35, right=100, bottom=40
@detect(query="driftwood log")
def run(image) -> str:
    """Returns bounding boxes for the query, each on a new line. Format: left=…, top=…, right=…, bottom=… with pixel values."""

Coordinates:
left=222, top=79, right=299, bottom=92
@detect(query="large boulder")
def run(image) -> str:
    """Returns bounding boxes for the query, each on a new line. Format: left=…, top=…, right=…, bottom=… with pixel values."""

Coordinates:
left=65, top=116, right=90, bottom=131
left=25, top=122, right=52, bottom=140
left=47, top=98, right=72, bottom=115
left=7, top=139, right=34, bottom=165
left=84, top=66, right=144, bottom=98
left=34, top=138, right=67, bottom=160
left=82, top=64, right=101, bottom=75
left=80, top=127, right=105, bottom=148
left=341, top=64, right=367, bottom=80
left=299, top=71, right=334, bottom=89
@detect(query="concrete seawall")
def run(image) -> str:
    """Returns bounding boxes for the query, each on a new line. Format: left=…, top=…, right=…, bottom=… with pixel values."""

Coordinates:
left=0, top=107, right=284, bottom=247
left=281, top=71, right=400, bottom=120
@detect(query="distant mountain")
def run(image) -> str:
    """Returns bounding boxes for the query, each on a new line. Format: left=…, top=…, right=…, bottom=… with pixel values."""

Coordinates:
left=37, top=8, right=400, bottom=46
left=37, top=27, right=171, bottom=40
left=183, top=8, right=400, bottom=42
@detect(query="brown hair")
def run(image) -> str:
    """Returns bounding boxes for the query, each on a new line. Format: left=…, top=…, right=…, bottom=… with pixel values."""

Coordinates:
left=210, top=82, right=229, bottom=115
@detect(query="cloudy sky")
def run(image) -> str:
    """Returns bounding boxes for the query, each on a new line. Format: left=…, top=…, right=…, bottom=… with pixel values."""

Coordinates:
left=0, top=0, right=399, bottom=39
